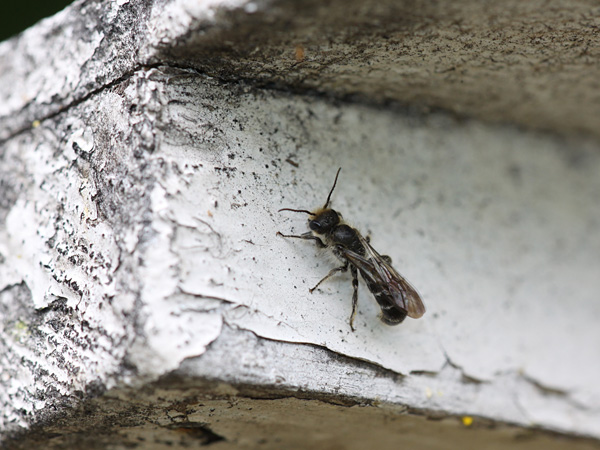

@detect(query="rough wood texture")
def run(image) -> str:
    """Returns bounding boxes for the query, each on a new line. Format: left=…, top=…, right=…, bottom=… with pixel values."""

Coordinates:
left=1, top=0, right=599, bottom=448
left=154, top=0, right=600, bottom=139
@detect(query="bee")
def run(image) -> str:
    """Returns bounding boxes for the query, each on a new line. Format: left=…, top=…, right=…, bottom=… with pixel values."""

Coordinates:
left=277, top=168, right=426, bottom=331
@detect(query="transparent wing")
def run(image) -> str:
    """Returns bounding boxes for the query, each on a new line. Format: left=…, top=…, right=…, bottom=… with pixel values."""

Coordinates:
left=339, top=233, right=425, bottom=319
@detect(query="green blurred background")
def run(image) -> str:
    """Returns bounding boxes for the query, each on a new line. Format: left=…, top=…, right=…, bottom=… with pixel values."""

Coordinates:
left=1, top=1, right=73, bottom=42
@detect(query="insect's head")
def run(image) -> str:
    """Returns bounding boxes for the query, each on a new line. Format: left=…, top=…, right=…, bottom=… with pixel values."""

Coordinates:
left=308, top=208, right=340, bottom=235
left=279, top=168, right=343, bottom=235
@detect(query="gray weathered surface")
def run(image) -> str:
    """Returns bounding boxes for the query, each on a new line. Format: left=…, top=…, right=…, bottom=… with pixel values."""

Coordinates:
left=1, top=0, right=600, bottom=447
left=152, top=0, right=600, bottom=139
left=3, top=0, right=600, bottom=142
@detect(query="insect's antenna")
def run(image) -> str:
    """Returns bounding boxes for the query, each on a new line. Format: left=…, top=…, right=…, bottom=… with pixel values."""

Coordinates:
left=278, top=208, right=314, bottom=215
left=324, top=167, right=342, bottom=208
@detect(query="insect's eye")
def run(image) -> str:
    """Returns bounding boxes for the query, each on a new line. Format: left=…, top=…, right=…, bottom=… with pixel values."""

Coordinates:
left=309, top=220, right=322, bottom=232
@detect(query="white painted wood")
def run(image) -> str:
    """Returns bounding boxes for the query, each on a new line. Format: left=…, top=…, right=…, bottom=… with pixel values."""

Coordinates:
left=1, top=0, right=599, bottom=446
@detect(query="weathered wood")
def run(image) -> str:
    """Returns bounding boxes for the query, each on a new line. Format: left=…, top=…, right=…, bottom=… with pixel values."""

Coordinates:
left=1, top=0, right=599, bottom=448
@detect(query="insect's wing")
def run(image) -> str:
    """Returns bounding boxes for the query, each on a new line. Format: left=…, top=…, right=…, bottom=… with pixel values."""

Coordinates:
left=340, top=234, right=426, bottom=319
left=386, top=266, right=426, bottom=319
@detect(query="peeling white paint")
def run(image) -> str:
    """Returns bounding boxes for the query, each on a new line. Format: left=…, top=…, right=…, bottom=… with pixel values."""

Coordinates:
left=0, top=12, right=103, bottom=118
left=153, top=74, right=600, bottom=435
left=5, top=200, right=54, bottom=308
left=132, top=182, right=218, bottom=375
left=1, top=0, right=597, bottom=442
left=1, top=101, right=130, bottom=430
left=2, top=62, right=599, bottom=440
left=68, top=125, right=95, bottom=154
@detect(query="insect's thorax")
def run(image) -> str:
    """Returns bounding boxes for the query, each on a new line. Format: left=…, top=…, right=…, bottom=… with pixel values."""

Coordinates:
left=329, top=224, right=364, bottom=255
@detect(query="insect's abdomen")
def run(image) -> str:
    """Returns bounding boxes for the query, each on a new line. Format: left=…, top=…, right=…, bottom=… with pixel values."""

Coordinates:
left=363, top=278, right=408, bottom=325
left=332, top=223, right=408, bottom=324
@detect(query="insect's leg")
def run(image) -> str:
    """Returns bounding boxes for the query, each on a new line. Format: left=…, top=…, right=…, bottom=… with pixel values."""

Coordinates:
left=309, top=261, right=348, bottom=293
left=349, top=265, right=359, bottom=332
left=276, top=231, right=326, bottom=248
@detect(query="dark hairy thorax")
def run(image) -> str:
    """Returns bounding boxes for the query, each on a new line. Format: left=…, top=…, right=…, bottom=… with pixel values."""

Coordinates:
left=331, top=224, right=364, bottom=255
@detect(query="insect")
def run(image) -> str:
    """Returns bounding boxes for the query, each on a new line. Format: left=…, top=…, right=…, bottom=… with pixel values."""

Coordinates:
left=277, top=168, right=426, bottom=331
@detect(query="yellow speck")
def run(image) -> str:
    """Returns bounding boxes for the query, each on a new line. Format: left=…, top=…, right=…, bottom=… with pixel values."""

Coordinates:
left=12, top=320, right=30, bottom=340
left=462, top=416, right=473, bottom=427
left=425, top=387, right=433, bottom=399
left=15, top=320, right=28, bottom=331
left=207, top=210, right=213, bottom=217
left=32, top=120, right=41, bottom=128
